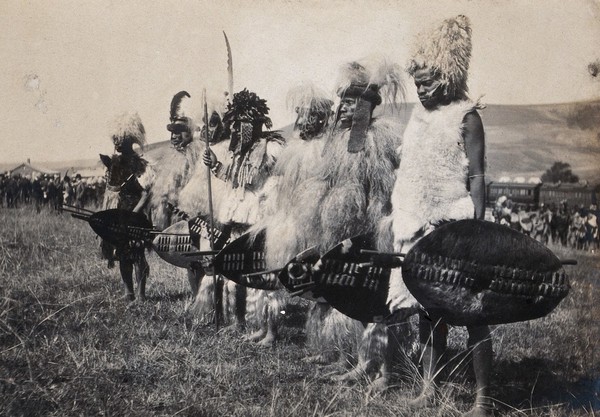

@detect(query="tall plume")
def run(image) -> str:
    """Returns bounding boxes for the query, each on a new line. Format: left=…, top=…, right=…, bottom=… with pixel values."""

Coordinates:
left=170, top=91, right=191, bottom=121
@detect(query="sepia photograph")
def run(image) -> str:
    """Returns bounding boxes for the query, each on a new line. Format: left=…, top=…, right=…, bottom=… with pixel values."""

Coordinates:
left=1, top=0, right=599, bottom=415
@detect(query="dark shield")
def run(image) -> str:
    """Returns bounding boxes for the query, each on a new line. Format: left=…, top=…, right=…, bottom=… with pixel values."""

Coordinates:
left=306, top=234, right=396, bottom=322
left=402, top=219, right=570, bottom=326
left=212, top=230, right=278, bottom=290
left=88, top=209, right=153, bottom=246
left=152, top=221, right=200, bottom=269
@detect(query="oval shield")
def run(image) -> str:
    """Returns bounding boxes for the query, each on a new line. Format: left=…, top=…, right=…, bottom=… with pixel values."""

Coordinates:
left=89, top=209, right=153, bottom=245
left=403, top=219, right=570, bottom=326
left=151, top=221, right=199, bottom=269
left=212, top=230, right=279, bottom=290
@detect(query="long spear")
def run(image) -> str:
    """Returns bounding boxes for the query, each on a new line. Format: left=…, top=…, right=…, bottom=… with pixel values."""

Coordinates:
left=203, top=89, right=219, bottom=332
left=223, top=31, right=233, bottom=98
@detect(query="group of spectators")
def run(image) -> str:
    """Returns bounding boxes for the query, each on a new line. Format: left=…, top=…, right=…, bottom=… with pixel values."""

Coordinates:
left=492, top=196, right=599, bottom=252
left=0, top=172, right=105, bottom=212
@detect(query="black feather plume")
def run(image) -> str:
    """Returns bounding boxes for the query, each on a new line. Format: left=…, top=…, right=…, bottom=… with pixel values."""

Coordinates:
left=170, top=91, right=191, bottom=121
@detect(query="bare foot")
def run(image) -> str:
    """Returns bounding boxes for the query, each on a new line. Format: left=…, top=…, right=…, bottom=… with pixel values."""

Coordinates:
left=243, top=328, right=266, bottom=342
left=332, top=366, right=365, bottom=383
left=217, top=324, right=242, bottom=335
left=367, top=376, right=389, bottom=395
left=256, top=333, right=276, bottom=347
left=407, top=384, right=437, bottom=409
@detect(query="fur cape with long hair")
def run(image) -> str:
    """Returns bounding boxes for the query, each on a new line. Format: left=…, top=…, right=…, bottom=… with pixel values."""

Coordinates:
left=216, top=132, right=285, bottom=226
left=176, top=139, right=231, bottom=219
left=317, top=118, right=400, bottom=250
left=255, top=117, right=401, bottom=271
left=147, top=137, right=203, bottom=230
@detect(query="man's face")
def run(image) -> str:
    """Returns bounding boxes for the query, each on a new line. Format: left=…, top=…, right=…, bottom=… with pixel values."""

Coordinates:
left=169, top=121, right=193, bottom=150
left=338, top=97, right=357, bottom=128
left=113, top=136, right=133, bottom=154
left=295, top=107, right=329, bottom=140
left=414, top=67, right=445, bottom=110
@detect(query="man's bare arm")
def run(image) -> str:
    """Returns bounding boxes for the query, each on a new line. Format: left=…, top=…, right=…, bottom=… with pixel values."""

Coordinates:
left=463, top=111, right=486, bottom=220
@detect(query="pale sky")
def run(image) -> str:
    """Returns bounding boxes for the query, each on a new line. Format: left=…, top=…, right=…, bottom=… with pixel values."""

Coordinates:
left=1, top=0, right=599, bottom=164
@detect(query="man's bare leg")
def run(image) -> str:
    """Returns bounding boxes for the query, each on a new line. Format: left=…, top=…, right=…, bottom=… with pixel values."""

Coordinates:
left=187, top=268, right=202, bottom=299
left=134, top=256, right=149, bottom=302
left=463, top=325, right=493, bottom=417
left=409, top=314, right=447, bottom=408
left=119, top=260, right=135, bottom=302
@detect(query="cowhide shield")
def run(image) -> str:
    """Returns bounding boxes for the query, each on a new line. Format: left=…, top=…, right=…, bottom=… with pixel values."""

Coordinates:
left=151, top=221, right=200, bottom=269
left=88, top=209, right=153, bottom=245
left=403, top=219, right=571, bottom=326
left=305, top=234, right=397, bottom=321
left=277, top=246, right=324, bottom=302
left=188, top=215, right=232, bottom=250
left=212, top=230, right=278, bottom=290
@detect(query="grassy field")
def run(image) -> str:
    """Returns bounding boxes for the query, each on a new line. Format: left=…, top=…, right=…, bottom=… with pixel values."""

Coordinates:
left=1, top=206, right=598, bottom=416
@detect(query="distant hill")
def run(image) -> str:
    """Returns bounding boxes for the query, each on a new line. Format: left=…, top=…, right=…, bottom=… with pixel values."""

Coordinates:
left=480, top=101, right=600, bottom=181
left=4, top=101, right=599, bottom=183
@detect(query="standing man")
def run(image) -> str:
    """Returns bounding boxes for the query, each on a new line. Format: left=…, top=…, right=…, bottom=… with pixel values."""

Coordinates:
left=385, top=15, right=490, bottom=416
left=203, top=88, right=285, bottom=328
left=100, top=112, right=153, bottom=302
left=248, top=82, right=337, bottom=347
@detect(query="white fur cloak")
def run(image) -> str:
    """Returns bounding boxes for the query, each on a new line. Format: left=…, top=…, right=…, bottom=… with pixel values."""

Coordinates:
left=390, top=100, right=478, bottom=246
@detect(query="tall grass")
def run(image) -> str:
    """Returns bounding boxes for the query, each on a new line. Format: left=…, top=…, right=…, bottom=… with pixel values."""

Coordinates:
left=0, top=206, right=598, bottom=416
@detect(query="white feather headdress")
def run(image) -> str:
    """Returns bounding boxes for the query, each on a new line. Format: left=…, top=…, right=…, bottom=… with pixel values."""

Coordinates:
left=109, top=111, right=146, bottom=150
left=407, top=15, right=472, bottom=99
left=286, top=81, right=334, bottom=115
left=335, top=54, right=405, bottom=109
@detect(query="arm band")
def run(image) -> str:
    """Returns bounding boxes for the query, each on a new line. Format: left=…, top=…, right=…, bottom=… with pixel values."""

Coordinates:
left=211, top=161, right=224, bottom=177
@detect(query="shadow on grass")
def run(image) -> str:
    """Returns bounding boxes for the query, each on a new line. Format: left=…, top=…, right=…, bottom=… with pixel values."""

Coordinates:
left=145, top=291, right=189, bottom=303
left=492, top=357, right=599, bottom=413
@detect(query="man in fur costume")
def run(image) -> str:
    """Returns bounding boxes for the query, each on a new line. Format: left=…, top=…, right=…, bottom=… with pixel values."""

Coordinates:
left=100, top=111, right=153, bottom=302
left=314, top=59, right=414, bottom=392
left=177, top=96, right=233, bottom=324
left=145, top=91, right=224, bottom=303
left=203, top=88, right=285, bottom=330
left=384, top=15, right=490, bottom=417
left=258, top=60, right=407, bottom=385
left=246, top=82, right=346, bottom=348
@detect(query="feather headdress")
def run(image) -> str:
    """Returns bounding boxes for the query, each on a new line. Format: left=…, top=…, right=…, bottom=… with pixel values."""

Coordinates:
left=109, top=111, right=146, bottom=150
left=167, top=91, right=195, bottom=133
left=335, top=55, right=404, bottom=109
left=223, top=88, right=272, bottom=128
left=407, top=15, right=472, bottom=100
left=286, top=82, right=334, bottom=138
left=333, top=55, right=404, bottom=152
left=286, top=82, right=334, bottom=115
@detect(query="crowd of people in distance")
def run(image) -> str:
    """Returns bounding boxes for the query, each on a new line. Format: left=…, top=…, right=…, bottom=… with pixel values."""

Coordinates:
left=0, top=172, right=105, bottom=212
left=492, top=196, right=599, bottom=252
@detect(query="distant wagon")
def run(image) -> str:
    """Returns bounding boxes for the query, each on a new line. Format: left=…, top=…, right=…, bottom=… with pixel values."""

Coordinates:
left=487, top=181, right=541, bottom=207
left=539, top=182, right=597, bottom=208
left=487, top=181, right=598, bottom=209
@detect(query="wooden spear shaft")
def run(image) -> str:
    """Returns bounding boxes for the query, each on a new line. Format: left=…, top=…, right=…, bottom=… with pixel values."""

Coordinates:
left=203, top=89, right=219, bottom=332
